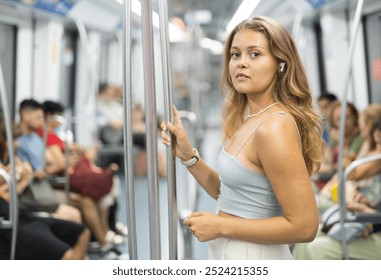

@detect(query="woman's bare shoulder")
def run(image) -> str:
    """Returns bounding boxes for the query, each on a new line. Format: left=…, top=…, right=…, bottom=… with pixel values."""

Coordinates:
left=256, top=112, right=298, bottom=137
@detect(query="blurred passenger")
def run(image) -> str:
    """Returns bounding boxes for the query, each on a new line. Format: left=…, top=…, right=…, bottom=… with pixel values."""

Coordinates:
left=17, top=99, right=65, bottom=178
left=39, top=100, right=127, bottom=245
left=348, top=119, right=381, bottom=180
left=17, top=99, right=123, bottom=258
left=0, top=118, right=90, bottom=260
left=328, top=101, right=362, bottom=170
left=293, top=119, right=381, bottom=260
left=161, top=17, right=325, bottom=259
left=315, top=101, right=362, bottom=189
left=0, top=176, right=90, bottom=259
left=317, top=104, right=381, bottom=211
left=357, top=104, right=381, bottom=158
left=16, top=100, right=81, bottom=223
left=317, top=92, right=337, bottom=144
left=97, top=83, right=124, bottom=145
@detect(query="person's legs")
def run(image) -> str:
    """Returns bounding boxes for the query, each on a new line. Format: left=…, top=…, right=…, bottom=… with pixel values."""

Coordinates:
left=306, top=235, right=344, bottom=259
left=61, top=228, right=90, bottom=260
left=108, top=200, right=118, bottom=232
left=52, top=203, right=82, bottom=224
left=80, top=196, right=108, bottom=247
left=15, top=218, right=87, bottom=259
left=306, top=233, right=381, bottom=260
left=347, top=233, right=381, bottom=259
left=40, top=216, right=89, bottom=260
left=292, top=242, right=313, bottom=259
left=292, top=224, right=326, bottom=259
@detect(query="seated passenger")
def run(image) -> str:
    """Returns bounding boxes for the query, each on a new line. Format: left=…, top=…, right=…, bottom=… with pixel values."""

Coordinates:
left=0, top=162, right=90, bottom=260
left=317, top=104, right=381, bottom=213
left=328, top=101, right=363, bottom=170
left=15, top=100, right=81, bottom=223
left=317, top=92, right=337, bottom=144
left=0, top=119, right=90, bottom=260
left=293, top=189, right=381, bottom=260
left=96, top=83, right=124, bottom=145
left=314, top=101, right=362, bottom=190
left=293, top=119, right=381, bottom=260
left=356, top=104, right=381, bottom=158
left=16, top=99, right=123, bottom=257
left=39, top=100, right=126, bottom=245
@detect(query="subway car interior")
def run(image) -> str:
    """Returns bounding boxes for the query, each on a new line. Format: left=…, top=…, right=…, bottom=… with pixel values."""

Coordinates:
left=0, top=0, right=381, bottom=261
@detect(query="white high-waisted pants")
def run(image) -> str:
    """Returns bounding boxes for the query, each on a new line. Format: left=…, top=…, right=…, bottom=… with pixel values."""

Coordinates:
left=210, top=199, right=293, bottom=260
left=208, top=237, right=293, bottom=260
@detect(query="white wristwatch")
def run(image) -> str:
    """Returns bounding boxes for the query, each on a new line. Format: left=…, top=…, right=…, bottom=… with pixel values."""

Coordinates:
left=180, top=148, right=200, bottom=167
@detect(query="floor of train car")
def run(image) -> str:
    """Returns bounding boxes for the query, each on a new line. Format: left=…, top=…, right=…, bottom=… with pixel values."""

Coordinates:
left=89, top=127, right=222, bottom=260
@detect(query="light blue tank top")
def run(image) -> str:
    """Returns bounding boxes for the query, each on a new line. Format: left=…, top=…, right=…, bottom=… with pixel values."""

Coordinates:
left=218, top=112, right=300, bottom=219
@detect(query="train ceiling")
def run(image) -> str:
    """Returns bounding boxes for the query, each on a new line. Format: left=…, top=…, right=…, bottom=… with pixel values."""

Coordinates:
left=1, top=0, right=381, bottom=40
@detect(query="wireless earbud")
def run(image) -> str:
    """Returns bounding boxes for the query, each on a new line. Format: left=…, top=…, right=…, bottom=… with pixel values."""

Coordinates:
left=280, top=62, right=286, bottom=72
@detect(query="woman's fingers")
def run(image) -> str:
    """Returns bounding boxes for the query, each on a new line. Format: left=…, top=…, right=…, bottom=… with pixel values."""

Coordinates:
left=189, top=212, right=203, bottom=218
left=160, top=120, right=173, bottom=145
left=160, top=121, right=167, bottom=131
left=167, top=122, right=184, bottom=141
left=161, top=130, right=171, bottom=145
left=183, top=217, right=190, bottom=226
left=173, top=105, right=181, bottom=123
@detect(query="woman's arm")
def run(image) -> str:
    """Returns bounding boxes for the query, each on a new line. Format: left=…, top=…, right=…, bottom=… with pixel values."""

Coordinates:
left=186, top=115, right=319, bottom=244
left=161, top=106, right=221, bottom=199
left=185, top=157, right=221, bottom=200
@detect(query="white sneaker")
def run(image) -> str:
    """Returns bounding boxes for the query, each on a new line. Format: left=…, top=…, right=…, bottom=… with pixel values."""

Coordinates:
left=106, top=230, right=126, bottom=245
left=116, top=222, right=128, bottom=236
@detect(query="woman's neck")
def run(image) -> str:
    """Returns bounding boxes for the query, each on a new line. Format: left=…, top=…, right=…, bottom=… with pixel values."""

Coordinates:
left=246, top=97, right=277, bottom=116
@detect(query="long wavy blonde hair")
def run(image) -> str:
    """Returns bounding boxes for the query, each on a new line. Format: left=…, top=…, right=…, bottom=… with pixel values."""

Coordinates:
left=221, top=16, right=325, bottom=175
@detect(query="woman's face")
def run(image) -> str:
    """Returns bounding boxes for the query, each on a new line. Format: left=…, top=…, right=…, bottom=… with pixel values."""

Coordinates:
left=228, top=29, right=278, bottom=97
left=332, top=106, right=357, bottom=135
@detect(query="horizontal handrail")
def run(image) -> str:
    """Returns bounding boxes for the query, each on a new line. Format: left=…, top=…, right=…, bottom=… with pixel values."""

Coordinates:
left=339, top=153, right=381, bottom=259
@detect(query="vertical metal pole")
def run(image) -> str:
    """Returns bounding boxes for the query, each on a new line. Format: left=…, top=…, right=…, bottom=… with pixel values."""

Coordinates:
left=0, top=62, right=18, bottom=260
left=179, top=111, right=197, bottom=260
left=73, top=19, right=93, bottom=103
left=141, top=0, right=161, bottom=259
left=337, top=0, right=364, bottom=260
left=122, top=0, right=138, bottom=260
left=158, top=0, right=178, bottom=260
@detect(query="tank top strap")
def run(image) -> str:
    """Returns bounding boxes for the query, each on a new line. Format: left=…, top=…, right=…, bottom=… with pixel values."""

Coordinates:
left=234, top=111, right=301, bottom=157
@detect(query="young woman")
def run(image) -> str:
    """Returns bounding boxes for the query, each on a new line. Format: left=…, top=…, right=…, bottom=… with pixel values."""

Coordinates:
left=161, top=16, right=325, bottom=260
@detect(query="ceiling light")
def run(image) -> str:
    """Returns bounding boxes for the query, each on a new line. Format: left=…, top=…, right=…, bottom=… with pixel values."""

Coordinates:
left=226, top=0, right=261, bottom=33
left=199, top=37, right=224, bottom=55
left=114, top=0, right=186, bottom=42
